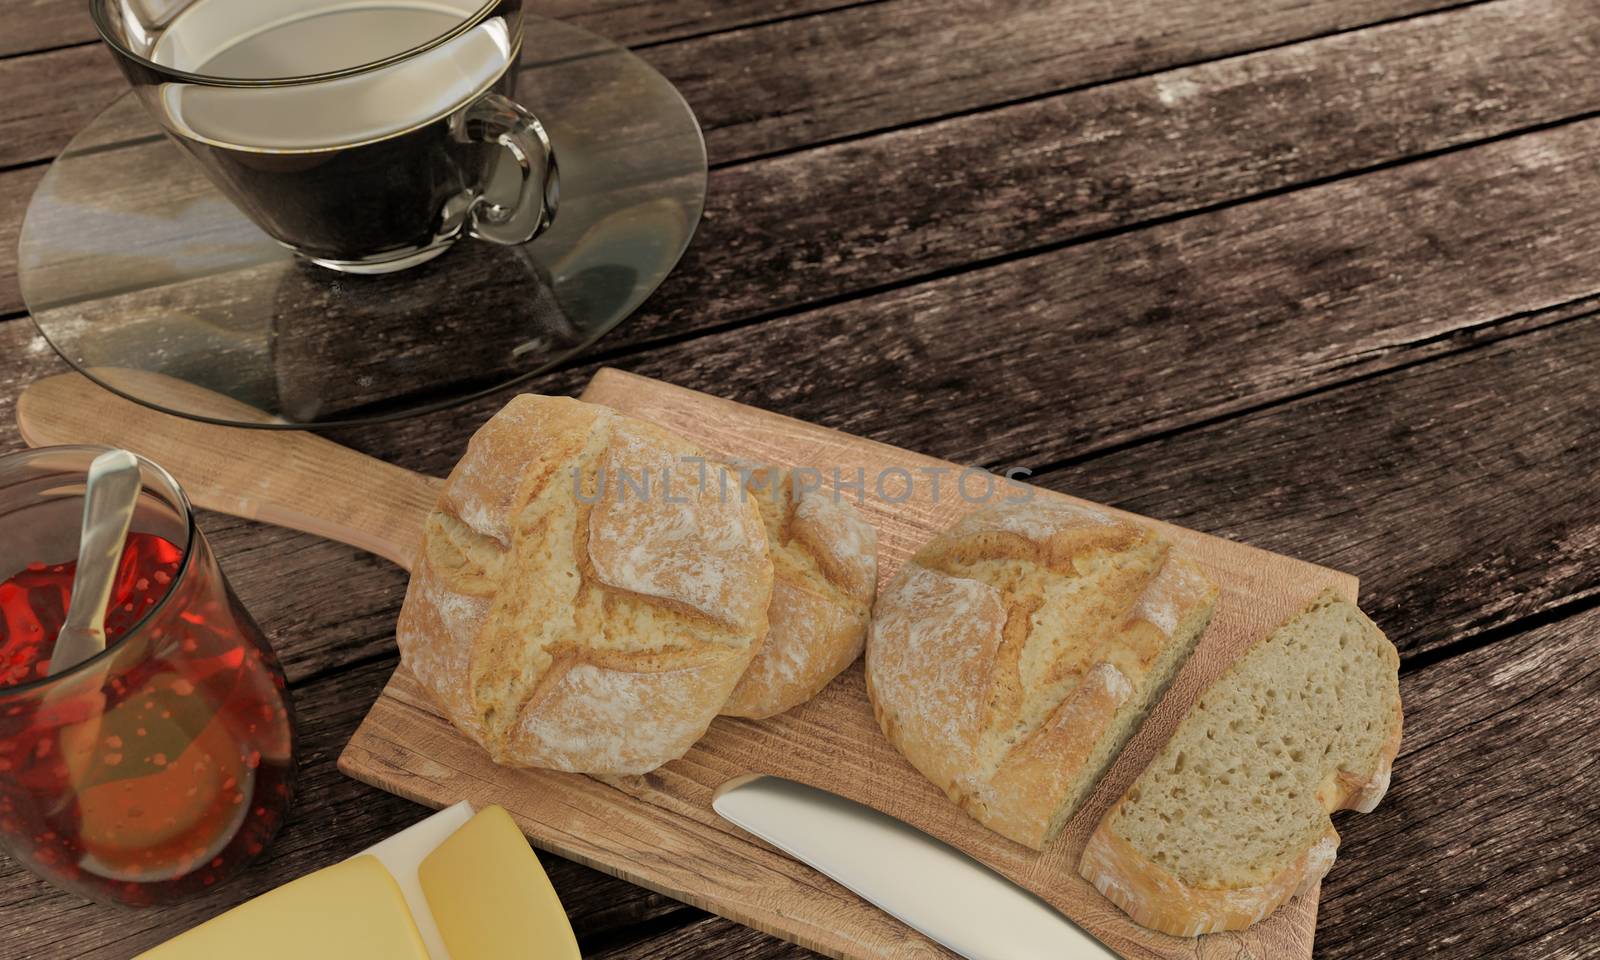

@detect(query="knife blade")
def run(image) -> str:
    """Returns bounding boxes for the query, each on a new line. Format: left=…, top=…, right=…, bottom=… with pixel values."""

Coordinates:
left=712, top=774, right=1119, bottom=960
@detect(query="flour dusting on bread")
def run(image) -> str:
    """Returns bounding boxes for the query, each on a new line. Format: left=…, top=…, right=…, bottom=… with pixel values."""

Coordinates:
left=395, top=395, right=774, bottom=775
left=589, top=422, right=768, bottom=631
left=866, top=502, right=1217, bottom=849
left=721, top=465, right=878, bottom=719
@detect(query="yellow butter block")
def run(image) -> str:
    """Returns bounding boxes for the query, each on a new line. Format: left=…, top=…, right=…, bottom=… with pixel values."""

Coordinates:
left=419, top=806, right=580, bottom=960
left=136, top=856, right=430, bottom=960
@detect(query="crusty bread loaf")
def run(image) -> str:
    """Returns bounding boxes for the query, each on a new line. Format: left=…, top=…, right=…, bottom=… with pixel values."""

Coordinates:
left=1079, top=590, right=1402, bottom=936
left=865, top=502, right=1217, bottom=849
left=721, top=465, right=877, bottom=719
left=396, top=395, right=774, bottom=775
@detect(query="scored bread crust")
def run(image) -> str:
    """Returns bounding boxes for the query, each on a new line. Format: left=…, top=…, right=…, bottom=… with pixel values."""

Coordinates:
left=976, top=559, right=1218, bottom=847
left=1079, top=591, right=1404, bottom=936
left=396, top=395, right=774, bottom=775
left=722, top=466, right=878, bottom=719
left=865, top=502, right=1218, bottom=849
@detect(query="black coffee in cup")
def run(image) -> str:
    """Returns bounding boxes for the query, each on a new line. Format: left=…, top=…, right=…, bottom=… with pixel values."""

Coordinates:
left=100, top=0, right=555, bottom=273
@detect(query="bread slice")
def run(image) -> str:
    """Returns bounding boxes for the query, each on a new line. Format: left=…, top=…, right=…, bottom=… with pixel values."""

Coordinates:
left=866, top=502, right=1218, bottom=849
left=1079, top=590, right=1402, bottom=936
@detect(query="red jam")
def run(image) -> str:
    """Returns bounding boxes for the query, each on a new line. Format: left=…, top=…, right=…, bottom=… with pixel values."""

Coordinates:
left=0, top=531, right=184, bottom=687
left=0, top=533, right=295, bottom=905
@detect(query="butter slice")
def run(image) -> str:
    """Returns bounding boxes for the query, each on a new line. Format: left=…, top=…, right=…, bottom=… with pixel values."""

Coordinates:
left=419, top=806, right=581, bottom=960
left=360, top=801, right=476, bottom=959
left=136, top=856, right=430, bottom=960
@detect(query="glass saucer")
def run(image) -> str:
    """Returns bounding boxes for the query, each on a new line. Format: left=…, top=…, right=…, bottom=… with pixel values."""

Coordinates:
left=17, top=17, right=706, bottom=428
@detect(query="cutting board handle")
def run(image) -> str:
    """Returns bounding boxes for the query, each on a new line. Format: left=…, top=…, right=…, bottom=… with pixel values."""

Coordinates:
left=15, top=372, right=440, bottom=571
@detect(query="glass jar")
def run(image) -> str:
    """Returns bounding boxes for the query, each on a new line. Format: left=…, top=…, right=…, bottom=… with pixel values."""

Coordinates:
left=0, top=445, right=296, bottom=905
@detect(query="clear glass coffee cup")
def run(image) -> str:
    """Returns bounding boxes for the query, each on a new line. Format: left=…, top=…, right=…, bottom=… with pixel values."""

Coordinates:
left=91, top=0, right=559, bottom=274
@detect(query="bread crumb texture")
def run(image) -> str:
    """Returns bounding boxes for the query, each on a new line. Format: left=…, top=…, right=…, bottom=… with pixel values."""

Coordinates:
left=1081, top=590, right=1402, bottom=936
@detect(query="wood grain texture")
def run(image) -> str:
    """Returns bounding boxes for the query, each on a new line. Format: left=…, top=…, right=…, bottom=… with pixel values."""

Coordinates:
left=1316, top=603, right=1600, bottom=959
left=11, top=10, right=1600, bottom=436
left=645, top=0, right=1469, bottom=163
left=0, top=43, right=119, bottom=168
left=0, top=159, right=43, bottom=315
left=630, top=0, right=1600, bottom=350
left=568, top=117, right=1600, bottom=478
left=590, top=914, right=817, bottom=959
left=0, top=12, right=105, bottom=61
left=0, top=0, right=1482, bottom=170
left=1036, top=312, right=1600, bottom=667
left=10, top=0, right=1596, bottom=332
left=336, top=368, right=1356, bottom=960
left=0, top=0, right=94, bottom=58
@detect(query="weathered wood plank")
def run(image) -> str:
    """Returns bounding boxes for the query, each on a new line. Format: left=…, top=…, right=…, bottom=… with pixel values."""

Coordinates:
left=590, top=914, right=814, bottom=959
left=0, top=2, right=85, bottom=59
left=1316, top=603, right=1600, bottom=959
left=0, top=0, right=862, bottom=63
left=551, top=116, right=1600, bottom=478
left=535, top=0, right=874, bottom=47
left=0, top=655, right=687, bottom=958
left=0, top=164, right=43, bottom=315
left=1036, top=313, right=1600, bottom=665
left=5, top=0, right=1597, bottom=354
left=0, top=0, right=1487, bottom=169
left=0, top=0, right=93, bottom=59
left=643, top=0, right=1600, bottom=351
left=650, top=0, right=1471, bottom=163
left=0, top=43, right=121, bottom=167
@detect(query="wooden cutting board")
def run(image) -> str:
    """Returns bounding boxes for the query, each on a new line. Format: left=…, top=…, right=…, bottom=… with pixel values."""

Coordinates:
left=17, top=368, right=1349, bottom=960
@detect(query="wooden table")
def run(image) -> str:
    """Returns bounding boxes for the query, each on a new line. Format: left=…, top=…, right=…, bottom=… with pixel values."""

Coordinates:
left=2, top=1, right=1598, bottom=957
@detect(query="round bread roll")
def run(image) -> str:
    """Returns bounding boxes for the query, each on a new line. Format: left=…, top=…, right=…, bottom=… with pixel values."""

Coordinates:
left=397, top=395, right=774, bottom=775
left=720, top=465, right=878, bottom=719
left=866, top=501, right=1217, bottom=849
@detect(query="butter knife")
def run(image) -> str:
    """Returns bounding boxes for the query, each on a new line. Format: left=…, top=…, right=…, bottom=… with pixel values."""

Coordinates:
left=712, top=774, right=1119, bottom=960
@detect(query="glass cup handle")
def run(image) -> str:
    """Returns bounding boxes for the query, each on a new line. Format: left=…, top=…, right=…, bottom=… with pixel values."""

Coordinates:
left=459, top=93, right=559, bottom=246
